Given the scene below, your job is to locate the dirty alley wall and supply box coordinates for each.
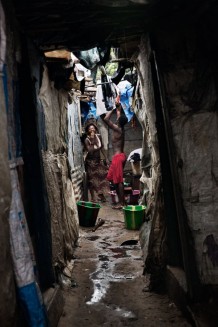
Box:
[133,35,167,291]
[0,4,17,321]
[1,1,50,324]
[68,96,85,201]
[39,66,80,268]
[152,17,218,286]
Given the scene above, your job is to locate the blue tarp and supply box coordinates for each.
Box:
[18,282,48,327]
[81,101,98,124]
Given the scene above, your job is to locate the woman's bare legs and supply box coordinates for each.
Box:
[90,189,97,202]
[98,193,106,202]
[112,183,124,209]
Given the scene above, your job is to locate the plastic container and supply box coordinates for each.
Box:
[77,201,101,227]
[129,190,140,205]
[108,191,118,204]
[123,205,146,230]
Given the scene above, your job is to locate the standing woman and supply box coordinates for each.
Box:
[84,123,109,203]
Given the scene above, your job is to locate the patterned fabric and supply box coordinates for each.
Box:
[85,158,109,194]
[107,153,127,184]
[71,166,84,202]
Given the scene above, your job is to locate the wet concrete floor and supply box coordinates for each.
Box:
[58,201,191,327]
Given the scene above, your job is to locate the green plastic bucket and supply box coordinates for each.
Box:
[123,205,146,230]
[77,201,101,227]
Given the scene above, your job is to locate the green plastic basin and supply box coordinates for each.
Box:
[123,205,146,230]
[77,201,101,227]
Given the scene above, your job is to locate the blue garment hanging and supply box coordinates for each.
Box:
[118,80,134,122]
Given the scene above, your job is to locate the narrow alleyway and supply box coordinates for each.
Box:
[57,200,191,327]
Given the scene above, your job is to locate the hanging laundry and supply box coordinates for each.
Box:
[73,47,110,70]
[117,80,134,122]
[85,101,99,122]
[127,148,142,162]
[74,63,91,82]
[81,101,98,125]
[101,74,116,111]
[96,77,118,115]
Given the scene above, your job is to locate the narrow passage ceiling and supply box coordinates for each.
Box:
[9,0,212,55]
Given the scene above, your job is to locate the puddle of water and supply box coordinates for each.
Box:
[86,278,108,305]
[86,271,134,306]
[86,236,100,241]
[86,244,140,305]
[121,239,138,246]
[110,273,133,280]
[100,241,111,245]
[98,254,109,261]
[123,245,139,250]
[109,247,129,258]
[107,304,137,320]
[86,263,112,305]
[101,262,109,269]
[91,271,104,280]
[116,308,137,320]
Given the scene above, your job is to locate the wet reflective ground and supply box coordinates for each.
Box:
[58,201,191,327]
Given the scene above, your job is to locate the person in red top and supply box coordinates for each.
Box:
[101,104,128,208]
